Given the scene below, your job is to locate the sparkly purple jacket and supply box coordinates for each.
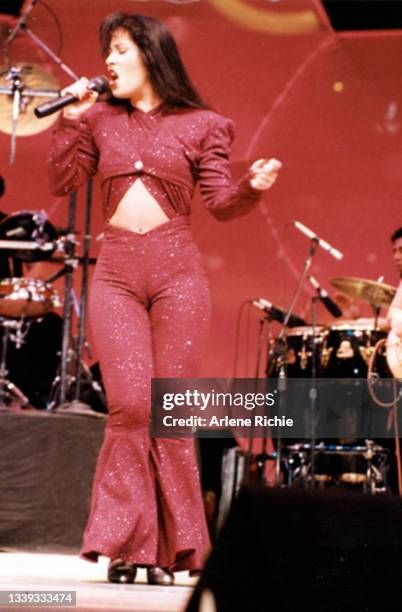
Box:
[48,101,262,222]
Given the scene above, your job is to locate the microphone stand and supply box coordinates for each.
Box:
[245,313,272,482]
[273,239,319,487]
[5,0,78,80]
[309,293,320,486]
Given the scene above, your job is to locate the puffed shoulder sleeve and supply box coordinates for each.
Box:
[197,116,262,222]
[47,113,99,196]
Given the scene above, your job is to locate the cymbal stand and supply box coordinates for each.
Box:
[0,319,30,408]
[0,65,58,164]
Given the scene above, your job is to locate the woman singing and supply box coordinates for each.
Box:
[48,12,281,585]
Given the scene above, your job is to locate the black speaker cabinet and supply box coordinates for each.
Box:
[187,485,402,612]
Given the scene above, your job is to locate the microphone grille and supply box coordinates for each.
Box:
[89,76,110,95]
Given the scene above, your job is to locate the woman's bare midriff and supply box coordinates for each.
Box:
[108,178,170,233]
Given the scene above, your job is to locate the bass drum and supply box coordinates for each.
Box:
[321,320,388,378]
[2,312,63,408]
[269,326,325,378]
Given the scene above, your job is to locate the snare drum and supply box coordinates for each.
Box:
[269,326,325,377]
[0,278,59,318]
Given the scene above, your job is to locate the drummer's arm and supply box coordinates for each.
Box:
[47,113,99,197]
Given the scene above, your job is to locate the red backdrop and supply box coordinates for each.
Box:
[1,0,401,377]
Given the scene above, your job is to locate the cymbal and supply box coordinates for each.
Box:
[0,63,59,136]
[330,276,397,307]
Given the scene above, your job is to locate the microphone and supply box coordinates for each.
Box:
[308,276,343,318]
[34,76,109,118]
[252,299,306,327]
[292,221,343,261]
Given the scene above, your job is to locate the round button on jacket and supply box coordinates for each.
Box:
[134,160,144,171]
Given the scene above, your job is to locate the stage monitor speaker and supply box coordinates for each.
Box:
[186,484,402,612]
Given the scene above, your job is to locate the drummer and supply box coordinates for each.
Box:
[387,227,402,337]
[332,228,402,332]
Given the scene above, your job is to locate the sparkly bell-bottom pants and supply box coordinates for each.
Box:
[80,217,211,571]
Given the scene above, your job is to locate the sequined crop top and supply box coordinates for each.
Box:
[47,101,262,222]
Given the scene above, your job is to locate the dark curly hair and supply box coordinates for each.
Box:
[100,13,208,110]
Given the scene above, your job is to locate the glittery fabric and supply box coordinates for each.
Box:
[47,102,262,222]
[47,101,262,572]
[80,217,211,571]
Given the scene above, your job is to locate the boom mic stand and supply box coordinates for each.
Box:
[5,0,78,80]
[245,312,269,479]
[255,312,278,483]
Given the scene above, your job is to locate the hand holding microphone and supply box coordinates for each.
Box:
[34,76,109,120]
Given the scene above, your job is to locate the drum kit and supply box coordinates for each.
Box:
[269,275,396,379]
[0,209,105,413]
[266,275,399,493]
[0,4,106,413]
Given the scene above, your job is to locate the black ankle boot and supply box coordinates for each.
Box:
[147,566,174,586]
[107,558,137,584]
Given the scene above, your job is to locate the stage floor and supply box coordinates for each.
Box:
[0,551,197,611]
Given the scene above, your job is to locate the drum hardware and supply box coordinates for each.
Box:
[359,339,375,366]
[1,0,78,163]
[0,239,55,252]
[0,318,30,408]
[269,326,326,377]
[46,182,106,416]
[0,210,59,262]
[368,338,402,496]
[323,321,388,379]
[298,337,312,370]
[262,236,333,487]
[283,441,389,494]
[0,63,59,162]
[320,340,332,370]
